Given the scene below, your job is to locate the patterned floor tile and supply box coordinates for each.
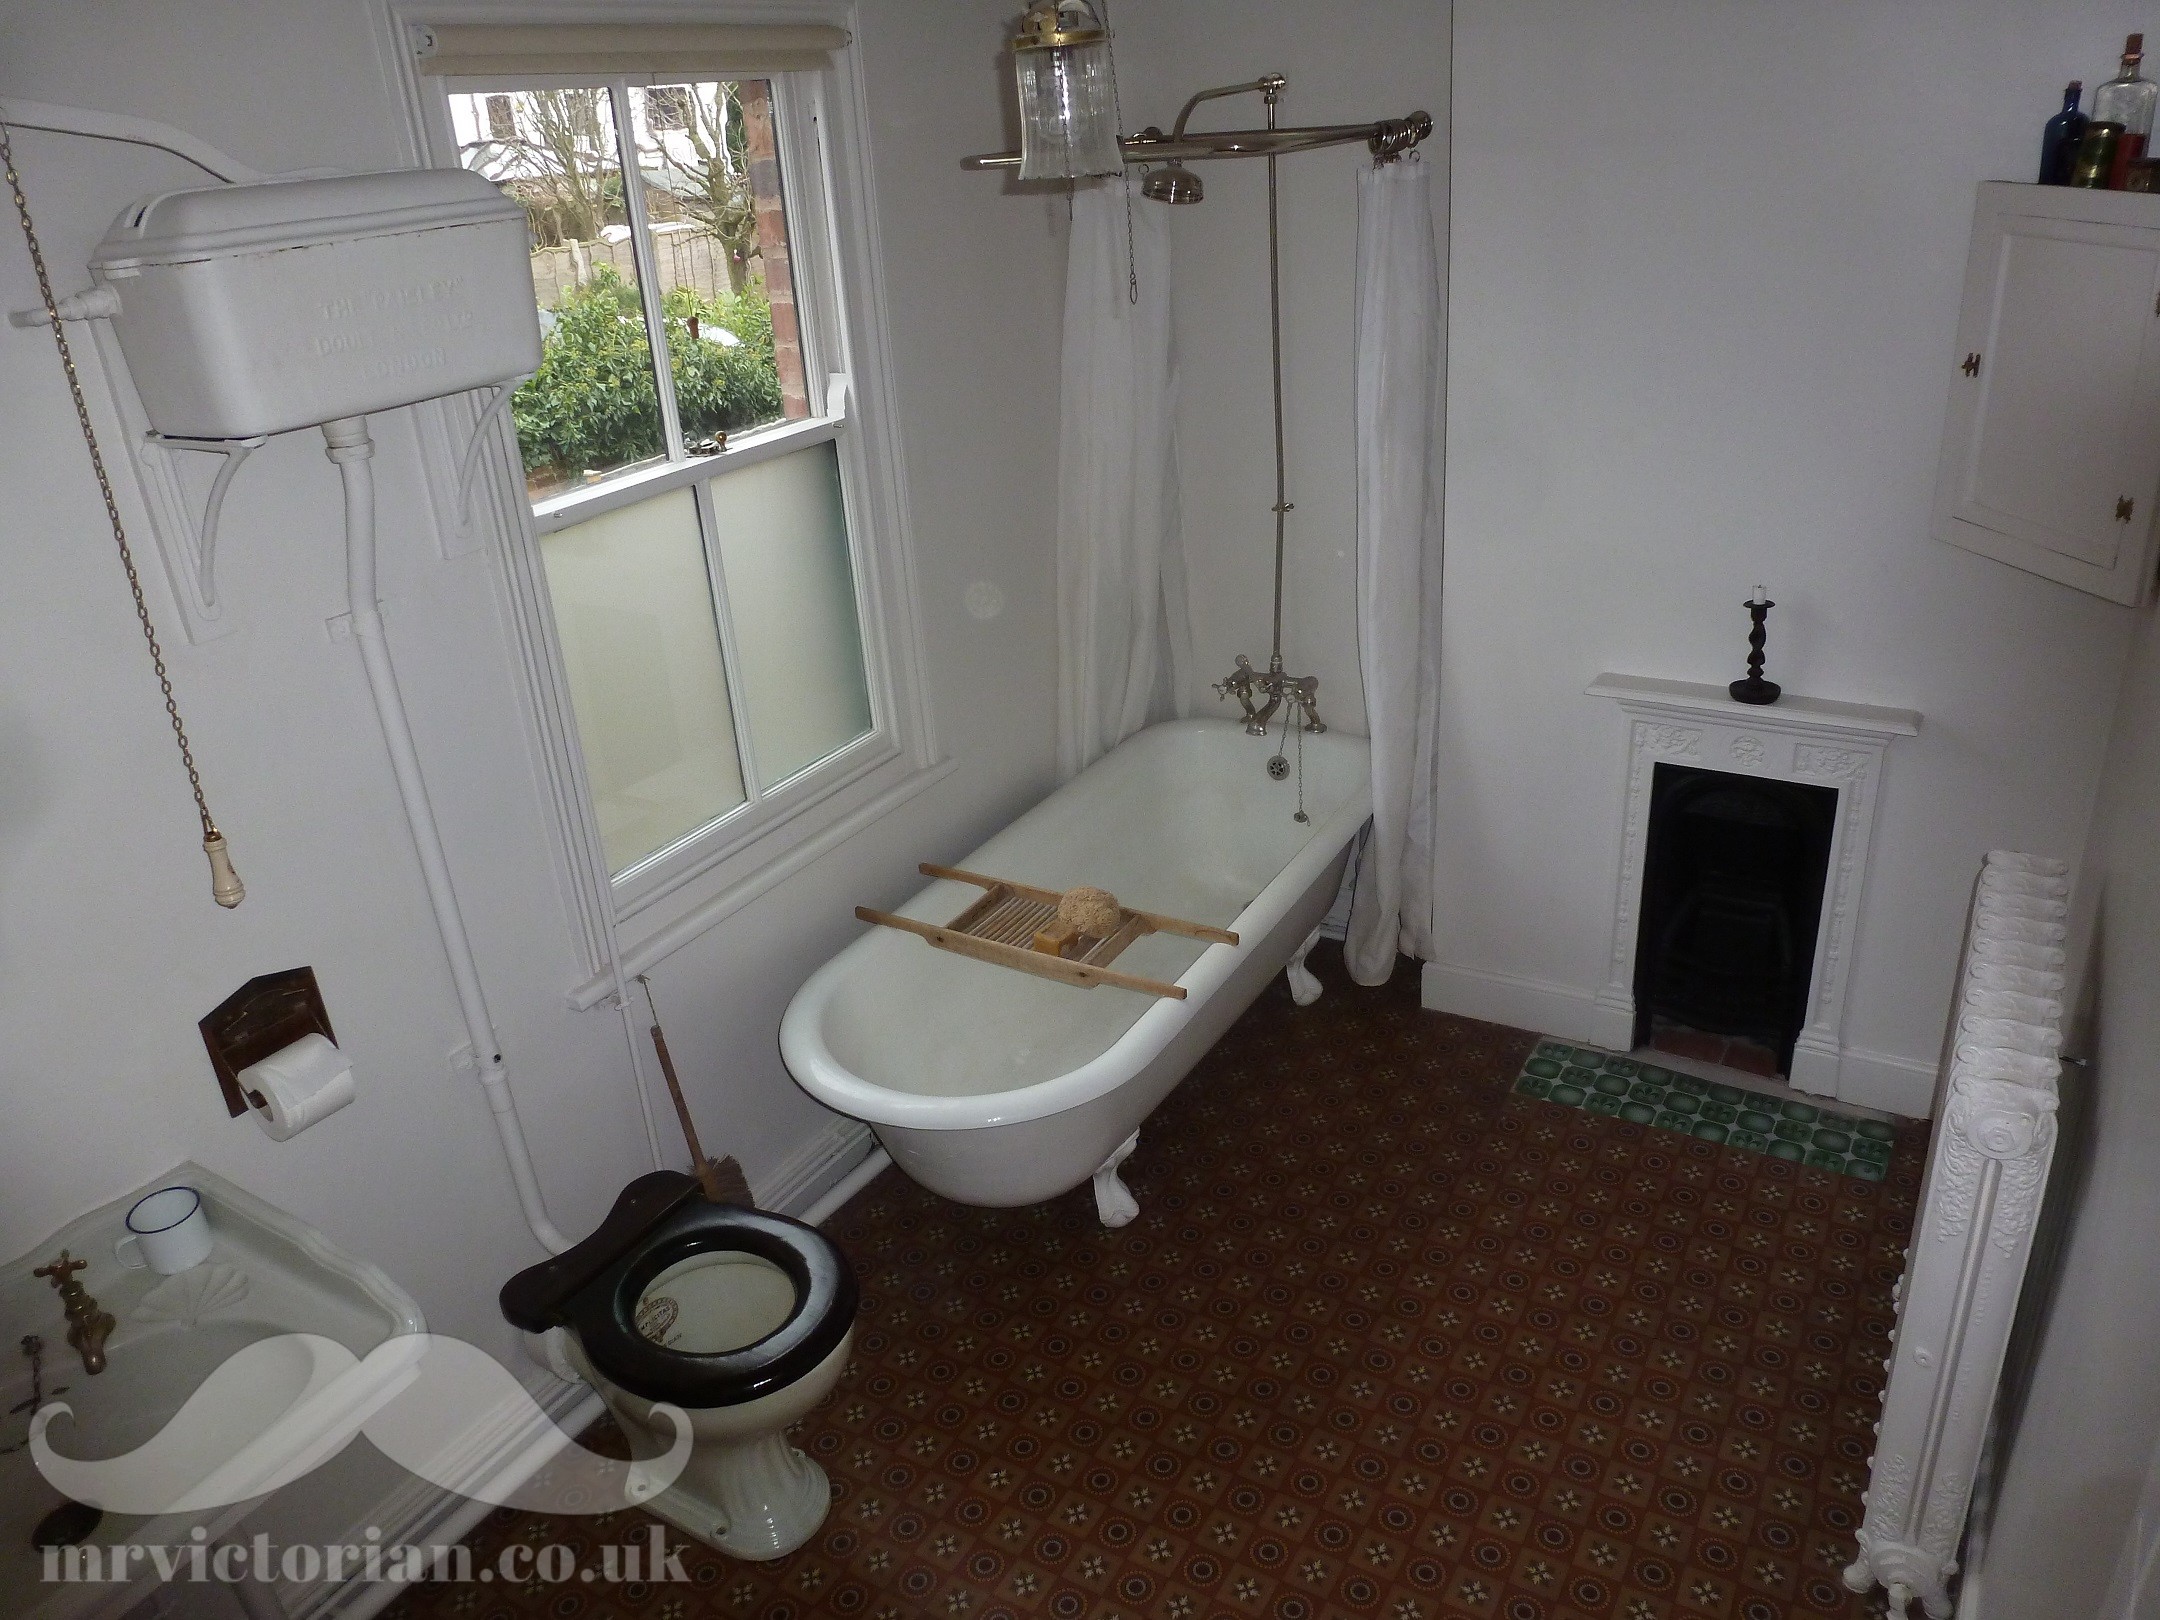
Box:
[1512,1042,1900,1180]
[387,946,1914,1619]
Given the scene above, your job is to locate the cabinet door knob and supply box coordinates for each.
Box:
[1961,352,1982,377]
[2118,496,2137,523]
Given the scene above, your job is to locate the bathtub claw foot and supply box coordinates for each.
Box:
[1093,1131,1141,1227]
[1286,926,1324,1007]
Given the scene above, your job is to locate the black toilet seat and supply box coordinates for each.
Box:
[501,1171,859,1407]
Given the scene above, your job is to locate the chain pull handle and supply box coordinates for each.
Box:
[0,120,242,908]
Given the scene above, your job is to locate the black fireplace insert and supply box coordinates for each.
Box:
[1630,764,1837,1075]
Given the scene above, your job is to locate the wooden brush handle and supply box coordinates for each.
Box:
[648,1020,722,1202]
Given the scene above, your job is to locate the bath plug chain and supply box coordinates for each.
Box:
[1294,702,1307,824]
[1272,699,1308,824]
[0,120,240,907]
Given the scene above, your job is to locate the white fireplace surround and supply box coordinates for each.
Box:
[1585,672,1921,1101]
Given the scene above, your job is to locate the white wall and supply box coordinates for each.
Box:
[1977,595,2160,1618]
[1435,1,2145,1110]
[1111,0,1450,738]
[0,0,1065,1368]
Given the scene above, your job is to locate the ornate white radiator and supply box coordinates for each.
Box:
[1844,851,2069,1618]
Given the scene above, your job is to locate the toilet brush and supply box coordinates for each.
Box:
[638,976,753,1206]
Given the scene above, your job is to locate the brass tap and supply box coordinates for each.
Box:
[1214,655,1278,735]
[1213,654,1326,738]
[33,1253,114,1376]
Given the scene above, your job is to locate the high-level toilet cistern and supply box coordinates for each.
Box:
[502,1173,859,1561]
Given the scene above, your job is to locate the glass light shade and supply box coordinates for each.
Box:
[1014,30,1123,181]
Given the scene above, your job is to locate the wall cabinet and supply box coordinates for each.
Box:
[1934,182,2160,605]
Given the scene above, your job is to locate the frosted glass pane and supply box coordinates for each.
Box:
[540,489,746,871]
[711,442,872,784]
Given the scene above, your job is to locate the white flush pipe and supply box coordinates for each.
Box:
[324,416,571,1255]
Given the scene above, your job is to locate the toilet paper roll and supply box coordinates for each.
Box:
[240,1033,355,1141]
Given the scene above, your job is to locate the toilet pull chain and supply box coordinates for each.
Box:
[2,120,242,908]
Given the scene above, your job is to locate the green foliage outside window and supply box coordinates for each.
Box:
[511,267,783,482]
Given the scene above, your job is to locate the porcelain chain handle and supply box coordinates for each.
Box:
[204,833,244,908]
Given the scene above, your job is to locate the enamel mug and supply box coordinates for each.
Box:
[114,1186,213,1274]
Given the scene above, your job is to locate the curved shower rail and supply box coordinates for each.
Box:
[961,110,1432,170]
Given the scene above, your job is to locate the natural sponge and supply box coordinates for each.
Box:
[1057,885,1122,939]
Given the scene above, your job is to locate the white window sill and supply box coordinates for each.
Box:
[566,751,956,1010]
[531,412,845,535]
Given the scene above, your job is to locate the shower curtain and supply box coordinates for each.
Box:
[1056,180,1191,780]
[1345,158,1444,986]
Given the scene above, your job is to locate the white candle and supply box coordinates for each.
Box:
[1751,584,1768,605]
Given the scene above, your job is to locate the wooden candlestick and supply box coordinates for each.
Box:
[1730,597,1782,705]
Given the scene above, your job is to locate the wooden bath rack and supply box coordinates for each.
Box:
[856,864,1237,1000]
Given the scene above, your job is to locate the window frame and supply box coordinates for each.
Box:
[383,3,943,988]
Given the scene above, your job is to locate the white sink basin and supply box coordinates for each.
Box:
[0,1165,421,1619]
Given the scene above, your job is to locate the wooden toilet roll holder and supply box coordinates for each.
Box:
[199,966,336,1119]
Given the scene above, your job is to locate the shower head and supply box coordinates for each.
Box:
[1141,162,1203,204]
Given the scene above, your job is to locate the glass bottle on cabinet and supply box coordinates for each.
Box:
[2040,81,2087,185]
[2092,34,2156,187]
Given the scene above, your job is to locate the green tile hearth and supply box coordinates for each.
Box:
[1514,1039,1895,1179]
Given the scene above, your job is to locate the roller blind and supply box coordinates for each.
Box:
[412,22,849,78]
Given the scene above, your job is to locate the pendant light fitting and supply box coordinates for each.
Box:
[1012,0,1125,182]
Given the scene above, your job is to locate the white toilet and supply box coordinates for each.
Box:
[502,1172,858,1560]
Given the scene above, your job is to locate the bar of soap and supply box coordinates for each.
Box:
[1032,918,1080,957]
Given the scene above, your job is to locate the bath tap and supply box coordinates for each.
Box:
[1214,655,1325,737]
[1215,656,1278,734]
[1281,673,1324,734]
[33,1253,113,1376]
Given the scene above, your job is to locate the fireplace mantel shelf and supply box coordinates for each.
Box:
[1586,673,1920,739]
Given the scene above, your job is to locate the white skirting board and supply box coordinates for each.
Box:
[757,1117,880,1219]
[1836,1048,1940,1119]
[1419,959,1939,1118]
[1420,958,1602,1044]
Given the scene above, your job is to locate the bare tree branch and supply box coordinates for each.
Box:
[463,88,618,247]
[641,83,759,294]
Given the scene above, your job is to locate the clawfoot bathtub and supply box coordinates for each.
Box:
[780,720,1371,1225]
